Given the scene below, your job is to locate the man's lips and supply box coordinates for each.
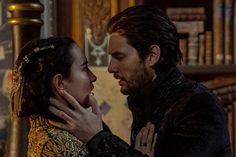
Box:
[114,74,125,80]
[114,75,126,86]
[114,74,120,80]
[118,79,126,86]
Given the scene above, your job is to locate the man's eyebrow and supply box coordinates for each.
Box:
[109,51,124,55]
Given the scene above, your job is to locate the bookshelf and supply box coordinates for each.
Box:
[143,0,213,30]
[179,65,236,81]
[143,0,236,79]
[144,0,236,156]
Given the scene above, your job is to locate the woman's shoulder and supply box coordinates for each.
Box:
[28,115,89,157]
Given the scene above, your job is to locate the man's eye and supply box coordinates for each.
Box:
[114,55,125,60]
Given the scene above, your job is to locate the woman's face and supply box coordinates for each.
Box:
[62,44,97,108]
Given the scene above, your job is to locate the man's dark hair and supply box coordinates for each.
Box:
[107,5,182,73]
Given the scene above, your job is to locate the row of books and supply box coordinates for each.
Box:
[167,7,211,65]
[205,76,236,105]
[166,1,236,65]
[224,101,236,156]
[213,87,235,156]
[178,31,213,65]
[213,84,236,105]
[213,0,235,64]
[210,83,236,156]
[203,76,236,156]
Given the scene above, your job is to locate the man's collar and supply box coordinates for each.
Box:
[127,67,184,108]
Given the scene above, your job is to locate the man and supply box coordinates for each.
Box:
[49,5,231,157]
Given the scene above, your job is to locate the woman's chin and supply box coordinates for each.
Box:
[80,95,91,108]
[83,104,91,109]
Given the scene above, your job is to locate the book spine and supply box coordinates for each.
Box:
[179,38,188,64]
[218,92,236,106]
[203,76,236,89]
[233,101,236,156]
[166,7,205,15]
[168,14,207,21]
[226,105,234,153]
[188,32,199,65]
[0,1,2,26]
[213,0,224,64]
[213,84,236,96]
[205,31,213,64]
[233,0,236,63]
[198,33,206,64]
[224,0,233,64]
[173,21,204,33]
[218,92,236,105]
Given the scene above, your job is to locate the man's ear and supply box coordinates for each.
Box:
[52,74,65,93]
[146,45,160,67]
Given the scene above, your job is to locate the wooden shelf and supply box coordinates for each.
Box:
[178,65,236,81]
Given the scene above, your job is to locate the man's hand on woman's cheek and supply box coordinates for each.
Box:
[48,90,103,142]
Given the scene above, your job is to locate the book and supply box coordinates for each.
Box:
[172,21,204,33]
[203,76,236,89]
[213,0,224,64]
[0,1,2,26]
[205,31,213,64]
[233,101,236,156]
[226,105,234,154]
[166,7,205,15]
[233,0,236,64]
[179,38,188,65]
[224,0,233,64]
[188,32,199,65]
[198,33,205,64]
[213,84,236,96]
[179,33,189,65]
[218,92,236,106]
[168,14,207,21]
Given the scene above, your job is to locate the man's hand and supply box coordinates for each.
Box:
[48,90,103,142]
[135,122,157,157]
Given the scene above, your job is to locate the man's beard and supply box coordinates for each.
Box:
[121,63,151,95]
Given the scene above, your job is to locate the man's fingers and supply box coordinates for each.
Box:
[49,119,70,130]
[134,123,157,157]
[135,127,145,149]
[59,90,86,113]
[48,106,74,123]
[146,123,155,148]
[49,98,76,116]
[140,122,151,146]
[152,133,158,151]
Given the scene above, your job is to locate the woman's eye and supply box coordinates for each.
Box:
[83,66,89,71]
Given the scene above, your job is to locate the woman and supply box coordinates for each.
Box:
[11,37,96,156]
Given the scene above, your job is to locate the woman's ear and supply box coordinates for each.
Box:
[52,74,65,93]
[146,45,160,67]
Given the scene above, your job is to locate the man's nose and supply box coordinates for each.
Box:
[108,60,118,73]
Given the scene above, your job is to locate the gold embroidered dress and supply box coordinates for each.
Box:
[28,115,89,157]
